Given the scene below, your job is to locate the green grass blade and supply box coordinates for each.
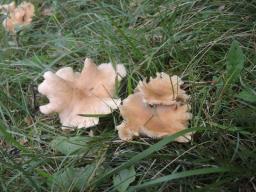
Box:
[129,167,230,191]
[92,127,203,186]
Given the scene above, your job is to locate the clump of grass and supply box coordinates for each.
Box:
[0,0,256,191]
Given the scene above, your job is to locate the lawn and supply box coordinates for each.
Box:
[0,0,256,191]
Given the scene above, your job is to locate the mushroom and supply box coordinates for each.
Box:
[136,72,190,105]
[0,2,16,13]
[0,1,35,32]
[116,72,192,142]
[38,58,126,130]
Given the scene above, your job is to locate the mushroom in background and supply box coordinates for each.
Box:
[38,58,126,130]
[0,1,35,32]
[0,2,16,13]
[117,72,192,142]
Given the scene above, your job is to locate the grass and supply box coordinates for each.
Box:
[0,0,256,191]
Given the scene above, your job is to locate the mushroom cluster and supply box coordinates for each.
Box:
[38,58,192,142]
[0,1,34,32]
[38,58,126,130]
[116,72,192,142]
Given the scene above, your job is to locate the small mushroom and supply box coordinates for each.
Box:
[38,58,126,130]
[117,73,192,142]
[0,2,16,13]
[1,1,35,32]
[136,72,190,105]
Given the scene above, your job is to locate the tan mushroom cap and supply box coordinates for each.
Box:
[38,58,126,130]
[1,1,35,32]
[0,2,16,13]
[136,72,190,105]
[117,92,192,142]
[117,72,192,142]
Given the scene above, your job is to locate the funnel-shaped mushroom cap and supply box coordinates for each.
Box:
[117,72,192,142]
[136,72,190,105]
[1,1,34,32]
[116,92,192,142]
[38,58,126,130]
[16,2,35,24]
[0,2,16,13]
